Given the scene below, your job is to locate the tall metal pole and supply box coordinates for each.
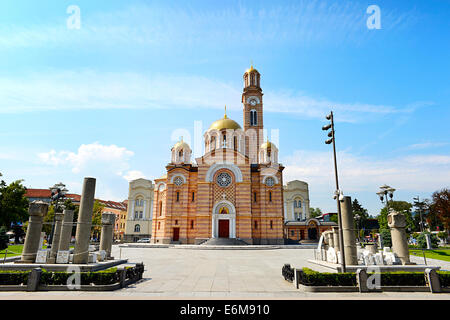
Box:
[330,111,346,272]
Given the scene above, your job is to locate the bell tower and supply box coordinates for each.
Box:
[242,65,264,163]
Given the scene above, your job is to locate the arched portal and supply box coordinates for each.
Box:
[211,200,236,239]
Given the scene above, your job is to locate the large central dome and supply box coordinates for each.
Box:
[209,107,241,130]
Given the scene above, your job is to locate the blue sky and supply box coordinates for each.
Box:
[0,0,449,215]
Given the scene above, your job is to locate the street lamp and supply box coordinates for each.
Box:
[377,185,395,209]
[48,182,68,248]
[413,196,426,233]
[322,110,346,273]
[354,214,361,243]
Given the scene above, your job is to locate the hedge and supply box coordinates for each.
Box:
[0,267,122,286]
[299,268,450,287]
[300,268,356,286]
[0,270,29,285]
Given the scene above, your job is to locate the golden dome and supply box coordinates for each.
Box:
[209,106,241,130]
[245,64,259,74]
[209,115,242,130]
[261,139,276,150]
[172,137,190,150]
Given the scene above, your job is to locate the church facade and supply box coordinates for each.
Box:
[124,66,333,244]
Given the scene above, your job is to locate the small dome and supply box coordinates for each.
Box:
[172,138,190,150]
[245,64,259,74]
[261,140,275,150]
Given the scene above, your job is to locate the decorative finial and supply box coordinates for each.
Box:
[224,105,227,118]
[251,60,253,70]
[181,136,183,142]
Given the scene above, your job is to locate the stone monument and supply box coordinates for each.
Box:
[73,177,96,264]
[48,212,64,264]
[340,196,358,265]
[387,209,411,265]
[58,209,74,252]
[100,212,116,259]
[18,201,48,263]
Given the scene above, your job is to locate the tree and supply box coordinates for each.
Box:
[0,173,29,228]
[310,207,322,218]
[428,188,450,234]
[0,226,8,250]
[91,200,105,240]
[352,198,369,233]
[377,201,415,232]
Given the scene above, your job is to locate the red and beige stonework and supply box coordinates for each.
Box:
[124,67,335,244]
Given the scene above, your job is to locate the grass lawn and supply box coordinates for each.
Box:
[0,244,25,257]
[410,249,450,262]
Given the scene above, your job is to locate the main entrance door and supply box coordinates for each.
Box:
[173,228,180,241]
[218,220,229,238]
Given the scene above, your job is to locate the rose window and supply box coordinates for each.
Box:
[216,172,232,187]
[265,177,275,187]
[173,177,183,186]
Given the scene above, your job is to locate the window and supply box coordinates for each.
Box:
[216,172,232,187]
[179,150,183,158]
[191,220,194,229]
[174,177,183,186]
[270,220,273,229]
[139,211,143,219]
[175,220,178,225]
[222,134,227,148]
[254,192,257,202]
[176,192,180,202]
[250,110,257,126]
[269,191,272,202]
[192,192,195,202]
[291,230,295,236]
[158,222,161,230]
[254,221,258,230]
[134,224,140,232]
[265,177,275,187]
[234,136,237,151]
[159,201,162,216]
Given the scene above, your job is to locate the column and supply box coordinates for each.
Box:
[48,212,64,264]
[340,196,358,265]
[18,201,48,263]
[388,210,411,265]
[100,212,116,259]
[58,209,74,251]
[332,226,340,251]
[143,200,147,219]
[73,177,96,264]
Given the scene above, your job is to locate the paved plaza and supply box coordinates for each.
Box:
[1,245,450,299]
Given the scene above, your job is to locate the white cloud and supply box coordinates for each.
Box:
[123,170,146,181]
[38,142,134,176]
[0,70,420,122]
[405,142,449,151]
[282,150,450,193]
[0,2,417,49]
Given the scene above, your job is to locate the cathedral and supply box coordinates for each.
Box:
[124,66,333,244]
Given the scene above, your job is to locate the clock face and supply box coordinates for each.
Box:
[250,99,257,106]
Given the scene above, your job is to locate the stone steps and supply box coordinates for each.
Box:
[200,238,248,246]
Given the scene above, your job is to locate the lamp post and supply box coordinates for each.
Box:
[413,196,426,233]
[48,182,68,248]
[322,110,346,272]
[377,184,395,209]
[354,214,361,243]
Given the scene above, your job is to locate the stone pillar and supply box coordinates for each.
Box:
[48,212,64,264]
[387,210,411,265]
[327,231,335,248]
[340,196,358,265]
[100,212,116,259]
[332,226,340,251]
[58,209,74,251]
[19,201,48,263]
[73,177,96,264]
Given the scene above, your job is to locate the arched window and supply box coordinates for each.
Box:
[254,220,258,230]
[269,191,272,202]
[191,220,194,229]
[222,134,227,148]
[179,150,183,158]
[233,136,237,151]
[134,224,140,232]
[159,201,163,216]
[250,110,257,126]
[176,192,180,202]
[251,74,255,85]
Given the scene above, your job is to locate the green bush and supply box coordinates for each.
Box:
[300,268,357,286]
[0,227,8,251]
[299,268,450,287]
[416,232,439,249]
[438,271,450,287]
[40,267,119,285]
[379,229,392,247]
[0,270,28,285]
